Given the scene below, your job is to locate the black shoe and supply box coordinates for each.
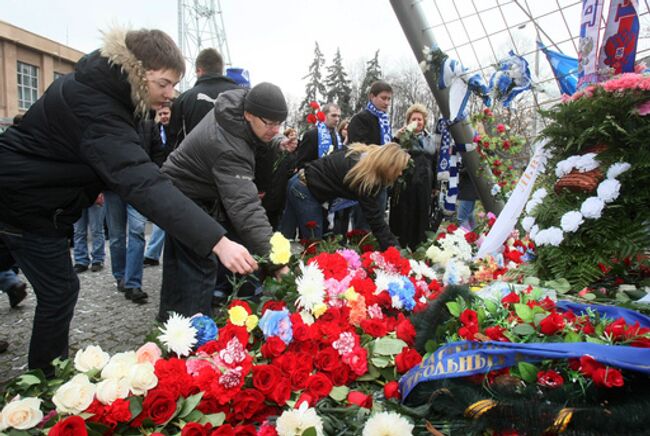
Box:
[125,288,148,303]
[6,282,27,308]
[73,264,88,274]
[90,262,104,272]
[0,340,7,353]
[143,257,160,267]
[116,280,126,293]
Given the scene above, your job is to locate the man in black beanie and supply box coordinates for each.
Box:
[159,82,289,320]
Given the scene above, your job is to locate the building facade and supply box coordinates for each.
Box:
[0,20,84,130]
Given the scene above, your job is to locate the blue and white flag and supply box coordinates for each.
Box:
[488,51,533,108]
[577,0,605,89]
[537,41,578,95]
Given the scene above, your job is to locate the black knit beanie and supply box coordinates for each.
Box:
[244,82,288,122]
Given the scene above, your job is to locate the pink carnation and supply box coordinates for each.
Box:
[636,100,650,116]
[602,73,643,93]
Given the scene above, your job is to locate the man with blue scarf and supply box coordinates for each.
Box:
[294,103,342,169]
[347,80,393,230]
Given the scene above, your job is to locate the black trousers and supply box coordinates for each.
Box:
[0,222,79,376]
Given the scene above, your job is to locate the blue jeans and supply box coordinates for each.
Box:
[280,174,326,240]
[144,224,165,261]
[0,268,21,291]
[457,199,476,230]
[104,191,146,289]
[0,221,79,375]
[72,204,106,266]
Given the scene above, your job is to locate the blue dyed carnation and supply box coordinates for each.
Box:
[387,277,416,311]
[190,315,218,346]
[258,309,293,345]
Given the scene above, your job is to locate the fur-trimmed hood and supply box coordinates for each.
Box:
[99,27,149,117]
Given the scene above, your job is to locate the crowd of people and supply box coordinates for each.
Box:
[0,27,477,376]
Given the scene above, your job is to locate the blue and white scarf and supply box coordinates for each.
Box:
[365,101,392,145]
[436,118,474,215]
[317,122,342,158]
[159,125,167,146]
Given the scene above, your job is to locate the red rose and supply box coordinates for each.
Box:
[539,312,566,336]
[580,321,596,335]
[181,422,208,436]
[269,376,292,406]
[212,424,236,436]
[436,232,447,240]
[395,347,422,373]
[253,365,282,395]
[49,416,88,436]
[289,367,311,391]
[446,223,459,233]
[592,367,624,388]
[484,326,509,342]
[261,336,287,358]
[459,324,478,340]
[539,297,556,311]
[536,370,564,388]
[258,423,279,436]
[501,292,520,306]
[143,388,177,424]
[262,300,287,313]
[347,391,373,408]
[305,220,318,229]
[578,355,603,377]
[306,372,333,400]
[315,347,340,372]
[496,123,506,133]
[231,389,265,421]
[384,380,400,400]
[329,362,351,386]
[306,113,317,124]
[459,309,478,327]
[316,111,326,122]
[295,392,316,407]
[234,425,258,436]
[395,318,416,346]
[309,101,320,110]
[464,231,479,244]
[361,318,388,337]
[604,318,627,341]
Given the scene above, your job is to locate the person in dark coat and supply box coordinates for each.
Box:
[160,83,290,320]
[0,27,256,376]
[390,103,438,250]
[167,48,239,148]
[294,103,343,169]
[280,143,409,250]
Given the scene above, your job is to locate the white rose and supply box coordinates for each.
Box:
[1,397,43,430]
[127,362,158,396]
[96,377,131,405]
[580,196,605,219]
[74,345,110,373]
[560,211,584,233]
[597,178,621,203]
[607,162,631,179]
[101,351,137,380]
[52,374,96,414]
[521,216,535,233]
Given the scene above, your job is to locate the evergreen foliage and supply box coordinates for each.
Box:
[299,41,327,129]
[324,48,353,118]
[355,50,383,112]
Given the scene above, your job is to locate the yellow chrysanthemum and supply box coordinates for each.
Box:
[343,287,358,301]
[269,232,291,264]
[228,306,249,326]
[312,303,328,318]
[245,314,259,332]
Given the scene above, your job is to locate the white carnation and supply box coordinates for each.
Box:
[276,401,324,436]
[555,156,580,178]
[295,261,326,312]
[531,188,548,201]
[521,216,536,233]
[534,227,564,246]
[74,345,110,373]
[409,259,437,280]
[606,162,631,179]
[597,178,621,203]
[362,412,414,436]
[529,224,540,240]
[96,377,131,405]
[374,270,401,293]
[1,397,43,430]
[52,374,96,415]
[580,197,605,219]
[525,198,542,214]
[101,351,137,380]
[560,211,584,233]
[575,153,599,172]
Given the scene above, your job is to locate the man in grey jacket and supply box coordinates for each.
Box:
[159,82,289,320]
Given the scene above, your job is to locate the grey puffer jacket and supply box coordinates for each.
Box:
[162,88,273,256]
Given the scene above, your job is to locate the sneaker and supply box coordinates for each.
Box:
[0,340,7,353]
[73,264,88,274]
[116,279,126,293]
[125,288,148,303]
[90,262,104,272]
[143,257,160,267]
[6,282,27,308]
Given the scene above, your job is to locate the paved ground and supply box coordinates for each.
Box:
[0,235,164,387]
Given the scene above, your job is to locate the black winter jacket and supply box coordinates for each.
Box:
[294,126,341,169]
[168,73,239,148]
[304,150,399,250]
[0,29,226,257]
[348,109,382,145]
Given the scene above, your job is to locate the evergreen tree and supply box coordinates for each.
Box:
[355,50,382,112]
[299,41,327,129]
[324,48,353,118]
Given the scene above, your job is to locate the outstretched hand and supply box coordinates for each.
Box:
[212,237,258,274]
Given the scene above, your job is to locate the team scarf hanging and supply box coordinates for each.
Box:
[436,118,476,215]
[317,121,342,158]
[599,0,640,76]
[160,125,167,146]
[577,0,605,89]
[365,101,392,145]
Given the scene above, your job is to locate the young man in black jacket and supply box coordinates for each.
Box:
[0,28,256,376]
[167,48,239,148]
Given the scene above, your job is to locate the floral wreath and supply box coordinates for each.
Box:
[521,157,631,247]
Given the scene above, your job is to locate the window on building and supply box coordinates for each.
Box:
[54,71,64,81]
[17,61,39,110]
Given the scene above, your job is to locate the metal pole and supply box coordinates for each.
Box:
[389,0,504,214]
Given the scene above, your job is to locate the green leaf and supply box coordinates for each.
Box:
[484,300,498,316]
[564,331,581,343]
[371,356,391,368]
[15,374,42,388]
[586,336,605,344]
[582,293,597,301]
[514,303,533,323]
[128,396,143,420]
[424,339,438,354]
[178,392,205,418]
[329,385,350,402]
[356,364,380,381]
[523,276,540,286]
[512,323,536,336]
[446,301,461,317]
[302,428,318,436]
[518,362,538,383]
[372,337,408,356]
[200,412,225,426]
[544,278,572,294]
[184,409,203,423]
